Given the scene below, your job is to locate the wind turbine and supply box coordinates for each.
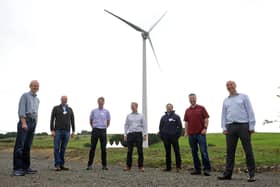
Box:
[104,9,166,147]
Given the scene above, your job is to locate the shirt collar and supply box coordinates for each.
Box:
[29,91,37,97]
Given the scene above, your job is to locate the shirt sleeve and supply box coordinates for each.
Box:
[124,115,129,135]
[50,106,56,131]
[142,115,148,135]
[106,110,111,121]
[18,94,27,118]
[221,100,227,131]
[202,107,210,119]
[70,108,75,132]
[243,95,256,131]
[183,109,188,122]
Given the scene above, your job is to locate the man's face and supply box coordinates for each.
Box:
[166,104,173,113]
[30,81,39,94]
[189,95,197,105]
[61,96,68,105]
[98,99,104,107]
[226,81,237,95]
[131,103,138,112]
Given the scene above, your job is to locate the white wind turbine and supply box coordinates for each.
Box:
[104,9,166,147]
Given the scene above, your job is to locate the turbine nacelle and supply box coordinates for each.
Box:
[141,32,149,40]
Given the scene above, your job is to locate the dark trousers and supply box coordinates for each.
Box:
[188,134,211,172]
[54,130,70,167]
[126,132,144,168]
[13,119,36,171]
[225,123,255,177]
[88,128,107,167]
[162,135,181,169]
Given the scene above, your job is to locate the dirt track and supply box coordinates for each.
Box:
[0,149,279,187]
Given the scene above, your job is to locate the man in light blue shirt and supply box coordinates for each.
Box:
[123,102,147,172]
[218,81,256,182]
[13,80,40,176]
[86,97,110,171]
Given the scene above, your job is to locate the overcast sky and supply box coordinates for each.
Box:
[1,0,280,134]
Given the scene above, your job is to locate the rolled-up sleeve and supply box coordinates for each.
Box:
[244,95,256,131]
[18,94,27,118]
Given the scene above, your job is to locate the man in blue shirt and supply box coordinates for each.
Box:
[86,97,110,170]
[218,81,256,182]
[13,80,40,176]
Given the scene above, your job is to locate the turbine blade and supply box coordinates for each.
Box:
[104,9,146,33]
[148,36,161,70]
[149,11,167,32]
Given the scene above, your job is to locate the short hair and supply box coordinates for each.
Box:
[189,93,196,97]
[166,103,173,108]
[98,97,105,102]
[131,102,138,107]
[29,80,39,87]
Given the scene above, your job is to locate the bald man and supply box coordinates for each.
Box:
[218,81,256,182]
[50,96,75,171]
[13,80,40,176]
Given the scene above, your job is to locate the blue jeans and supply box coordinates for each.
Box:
[188,134,211,171]
[13,119,36,171]
[54,130,70,167]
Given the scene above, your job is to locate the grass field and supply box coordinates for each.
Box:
[1,133,279,169]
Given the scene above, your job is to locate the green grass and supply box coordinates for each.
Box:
[1,133,279,168]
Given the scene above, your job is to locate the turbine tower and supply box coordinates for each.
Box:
[104,9,166,147]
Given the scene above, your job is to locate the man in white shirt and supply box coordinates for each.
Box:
[123,102,147,172]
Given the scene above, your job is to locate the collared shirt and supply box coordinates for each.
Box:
[90,108,110,129]
[124,112,147,135]
[18,91,40,119]
[184,105,209,135]
[221,93,255,131]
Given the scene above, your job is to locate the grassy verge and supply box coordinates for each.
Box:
[1,133,279,169]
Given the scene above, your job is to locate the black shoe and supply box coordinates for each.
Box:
[247,176,256,182]
[162,168,172,172]
[102,166,108,170]
[25,168,37,174]
[204,170,211,176]
[60,166,69,171]
[191,170,201,175]
[86,165,93,170]
[217,175,232,180]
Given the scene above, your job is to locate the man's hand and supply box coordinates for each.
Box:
[184,132,188,137]
[124,135,127,142]
[71,132,75,138]
[223,130,228,135]
[51,131,56,137]
[22,123,28,131]
[249,130,255,134]
[201,128,207,135]
[143,135,147,141]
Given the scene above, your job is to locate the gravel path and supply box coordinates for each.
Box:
[0,149,279,187]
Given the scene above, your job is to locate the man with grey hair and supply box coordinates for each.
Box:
[13,80,40,176]
[218,81,256,182]
[50,95,75,171]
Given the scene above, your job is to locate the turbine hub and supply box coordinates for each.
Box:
[142,32,149,40]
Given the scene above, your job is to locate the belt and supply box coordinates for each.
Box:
[128,132,142,135]
[228,122,248,125]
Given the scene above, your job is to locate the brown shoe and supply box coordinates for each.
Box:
[123,166,131,171]
[139,167,144,172]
